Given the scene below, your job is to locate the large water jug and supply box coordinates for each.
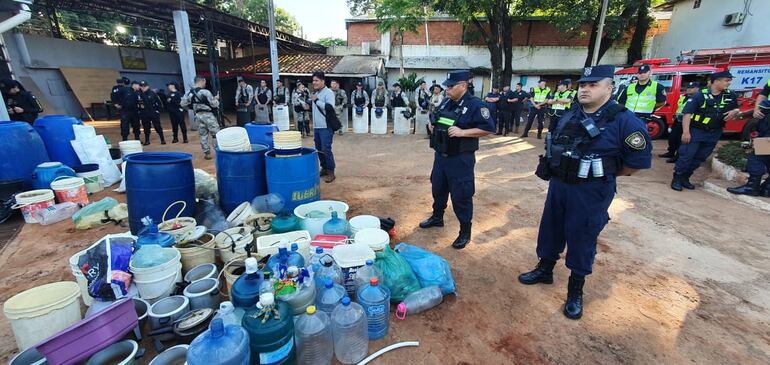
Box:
[187,318,250,365]
[251,193,285,214]
[243,293,296,365]
[316,279,345,316]
[323,211,349,236]
[295,306,333,365]
[267,244,290,275]
[271,213,299,233]
[356,277,390,340]
[135,218,176,249]
[260,272,275,296]
[288,243,306,267]
[353,260,382,295]
[214,301,244,327]
[395,285,444,320]
[331,297,368,364]
[309,247,324,270]
[314,256,343,288]
[231,257,263,308]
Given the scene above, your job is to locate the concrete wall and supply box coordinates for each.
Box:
[4,34,183,117]
[653,0,770,59]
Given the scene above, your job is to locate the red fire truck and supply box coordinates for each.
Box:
[614,46,770,140]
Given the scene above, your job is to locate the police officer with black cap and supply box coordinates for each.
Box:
[616,64,667,117]
[420,70,496,249]
[672,71,740,191]
[111,77,130,126]
[519,65,652,319]
[660,82,700,163]
[546,79,575,131]
[138,80,166,145]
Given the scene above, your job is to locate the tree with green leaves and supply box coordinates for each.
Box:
[199,0,300,35]
[317,37,347,47]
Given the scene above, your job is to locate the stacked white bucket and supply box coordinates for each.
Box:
[273,105,291,131]
[393,107,411,135]
[370,108,388,134]
[273,131,302,157]
[216,127,252,152]
[130,247,183,303]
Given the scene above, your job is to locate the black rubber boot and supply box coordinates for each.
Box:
[143,135,151,146]
[658,151,674,158]
[681,172,695,190]
[419,214,444,228]
[563,274,585,320]
[451,223,471,249]
[760,179,770,197]
[671,172,683,191]
[518,258,556,285]
[727,175,762,196]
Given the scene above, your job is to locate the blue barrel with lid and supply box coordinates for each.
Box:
[216,144,268,215]
[125,152,195,234]
[33,115,82,168]
[265,148,320,213]
[0,121,49,188]
[245,124,278,149]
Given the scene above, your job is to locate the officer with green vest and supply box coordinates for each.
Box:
[672,71,740,191]
[660,82,700,163]
[727,81,770,196]
[547,80,576,130]
[616,65,667,116]
[521,79,551,139]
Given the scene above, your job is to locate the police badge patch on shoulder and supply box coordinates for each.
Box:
[480,107,490,119]
[625,131,647,150]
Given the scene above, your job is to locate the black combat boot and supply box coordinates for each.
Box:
[760,179,770,197]
[671,172,683,191]
[518,258,556,285]
[658,151,675,158]
[451,222,471,249]
[419,214,444,228]
[727,175,762,196]
[681,172,695,190]
[143,135,151,146]
[563,273,585,320]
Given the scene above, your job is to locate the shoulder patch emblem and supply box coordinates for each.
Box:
[625,131,647,150]
[480,107,490,119]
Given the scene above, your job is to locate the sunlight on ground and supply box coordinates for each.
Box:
[477,137,536,164]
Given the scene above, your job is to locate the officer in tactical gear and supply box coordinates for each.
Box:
[350,81,369,116]
[520,65,652,320]
[672,71,740,191]
[616,64,667,117]
[415,80,430,112]
[111,77,131,135]
[420,70,495,250]
[274,79,289,107]
[521,80,551,139]
[138,81,166,145]
[181,77,220,160]
[660,82,700,163]
[372,81,389,114]
[547,80,576,131]
[292,82,311,137]
[166,82,188,143]
[728,82,770,196]
[390,83,410,112]
[235,77,254,127]
[5,80,42,124]
[255,80,272,123]
[331,80,348,135]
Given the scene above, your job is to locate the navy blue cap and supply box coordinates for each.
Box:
[560,79,570,85]
[710,70,733,81]
[139,80,148,87]
[442,70,471,86]
[685,82,700,89]
[638,65,651,73]
[577,65,616,82]
[131,80,139,85]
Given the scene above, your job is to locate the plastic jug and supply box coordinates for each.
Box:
[316,279,346,316]
[323,211,349,236]
[356,277,390,340]
[135,217,176,249]
[243,293,296,365]
[214,301,244,327]
[288,243,306,267]
[260,272,275,296]
[395,285,444,319]
[271,213,299,233]
[309,247,325,271]
[31,162,76,189]
[267,243,290,276]
[331,297,368,364]
[231,257,263,308]
[251,193,285,214]
[314,255,343,288]
[353,260,382,295]
[295,306,333,365]
[187,318,250,365]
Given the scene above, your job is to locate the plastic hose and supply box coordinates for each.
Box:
[357,341,420,365]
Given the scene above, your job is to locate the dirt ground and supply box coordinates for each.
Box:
[1,117,769,364]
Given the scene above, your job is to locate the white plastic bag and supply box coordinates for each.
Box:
[32,202,79,225]
[71,135,122,187]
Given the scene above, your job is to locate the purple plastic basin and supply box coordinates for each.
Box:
[34,298,138,365]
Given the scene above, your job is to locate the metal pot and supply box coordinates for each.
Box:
[148,296,190,341]
[133,297,150,339]
[183,278,221,310]
[148,345,188,365]
[85,340,139,365]
[183,263,218,283]
[148,308,213,344]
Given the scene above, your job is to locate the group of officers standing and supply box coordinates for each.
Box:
[110,77,188,146]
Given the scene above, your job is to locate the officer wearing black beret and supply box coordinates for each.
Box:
[419,70,496,249]
[520,65,652,319]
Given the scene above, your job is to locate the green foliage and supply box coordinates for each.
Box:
[200,0,300,34]
[716,141,749,171]
[397,72,425,92]
[373,0,428,36]
[316,37,347,47]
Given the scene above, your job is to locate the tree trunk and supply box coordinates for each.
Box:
[472,5,502,88]
[584,2,638,66]
[501,12,513,87]
[627,0,650,64]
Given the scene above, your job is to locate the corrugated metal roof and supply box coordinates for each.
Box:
[332,55,385,74]
[220,54,383,77]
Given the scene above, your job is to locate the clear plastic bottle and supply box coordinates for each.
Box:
[395,285,443,320]
[309,247,325,272]
[267,243,290,276]
[331,297,368,364]
[314,255,343,288]
[316,279,346,316]
[214,301,243,327]
[295,305,333,365]
[356,277,390,340]
[187,318,250,365]
[33,202,79,225]
[259,272,275,296]
[353,260,382,294]
[250,193,285,214]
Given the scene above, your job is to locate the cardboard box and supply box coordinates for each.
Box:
[754,137,770,155]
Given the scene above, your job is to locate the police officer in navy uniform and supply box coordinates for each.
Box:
[419,70,496,249]
[484,86,501,134]
[672,71,740,191]
[138,80,167,145]
[727,82,770,196]
[519,65,652,319]
[661,82,700,163]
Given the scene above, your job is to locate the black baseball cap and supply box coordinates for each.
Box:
[685,82,700,89]
[356,81,363,86]
[131,80,139,85]
[710,70,734,81]
[139,80,148,87]
[638,65,651,73]
[577,65,616,82]
[560,79,570,85]
[442,70,471,86]
[393,83,401,88]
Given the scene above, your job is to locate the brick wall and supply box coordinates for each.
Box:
[347,23,381,46]
[400,21,464,45]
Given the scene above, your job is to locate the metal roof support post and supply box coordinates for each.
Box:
[173,10,197,122]
[267,0,280,93]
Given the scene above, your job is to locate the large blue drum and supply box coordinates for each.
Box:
[33,115,82,167]
[244,123,277,149]
[265,148,320,213]
[0,121,49,188]
[216,144,268,215]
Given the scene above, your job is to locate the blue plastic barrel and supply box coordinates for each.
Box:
[33,115,82,167]
[0,121,49,188]
[244,124,277,149]
[216,144,268,215]
[125,152,195,234]
[265,148,320,213]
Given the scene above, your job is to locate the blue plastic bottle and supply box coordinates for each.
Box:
[323,211,350,236]
[267,244,290,276]
[231,257,263,308]
[313,256,343,289]
[187,318,250,365]
[316,279,346,316]
[135,217,176,249]
[308,247,325,272]
[356,277,391,340]
[287,242,306,267]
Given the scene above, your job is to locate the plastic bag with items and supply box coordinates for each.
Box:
[395,242,456,295]
[373,244,420,302]
[77,235,135,301]
[72,197,123,230]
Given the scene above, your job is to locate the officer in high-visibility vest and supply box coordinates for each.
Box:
[672,71,740,191]
[616,65,667,116]
[547,80,575,131]
[660,82,700,163]
[521,79,551,139]
[727,81,770,196]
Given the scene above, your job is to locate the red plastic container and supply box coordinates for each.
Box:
[34,298,138,365]
[311,234,348,253]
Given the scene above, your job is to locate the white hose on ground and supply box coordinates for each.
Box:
[356,341,420,365]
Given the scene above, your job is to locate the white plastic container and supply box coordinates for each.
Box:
[294,200,349,237]
[393,107,411,135]
[215,227,255,263]
[370,108,388,134]
[13,189,55,224]
[50,176,89,206]
[76,168,104,194]
[133,262,182,301]
[256,230,312,262]
[226,201,255,227]
[349,215,381,236]
[3,281,82,351]
[273,105,291,131]
[148,344,188,365]
[353,228,390,252]
[216,127,251,152]
[119,140,143,158]
[332,243,376,298]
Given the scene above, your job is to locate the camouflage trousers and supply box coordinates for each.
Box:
[195,112,220,153]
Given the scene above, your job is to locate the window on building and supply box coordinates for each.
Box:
[693,0,701,9]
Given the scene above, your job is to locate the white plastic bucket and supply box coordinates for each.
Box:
[76,167,103,194]
[215,227,255,263]
[13,189,55,224]
[2,281,82,351]
[216,127,251,152]
[293,200,349,237]
[183,278,220,310]
[148,344,188,365]
[50,177,89,206]
[69,251,94,307]
[119,140,143,158]
[184,263,218,283]
[226,201,255,227]
[133,263,182,301]
[353,228,390,252]
[332,244,376,297]
[349,215,381,236]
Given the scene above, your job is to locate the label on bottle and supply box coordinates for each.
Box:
[259,337,294,365]
[367,304,386,316]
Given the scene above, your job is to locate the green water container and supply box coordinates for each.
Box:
[271,213,299,234]
[242,293,296,365]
